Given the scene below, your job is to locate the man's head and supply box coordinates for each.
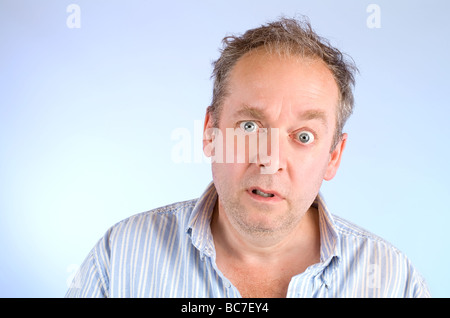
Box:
[203,17,357,243]
[208,17,357,150]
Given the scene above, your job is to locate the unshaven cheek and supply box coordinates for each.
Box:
[289,149,331,189]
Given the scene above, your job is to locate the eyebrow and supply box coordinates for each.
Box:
[299,109,328,128]
[233,104,328,128]
[233,104,266,120]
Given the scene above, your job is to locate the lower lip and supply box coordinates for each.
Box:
[247,189,283,203]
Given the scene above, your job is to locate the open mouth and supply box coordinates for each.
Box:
[251,188,275,198]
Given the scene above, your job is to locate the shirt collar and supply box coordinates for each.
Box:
[186,181,217,258]
[314,193,341,266]
[186,182,341,264]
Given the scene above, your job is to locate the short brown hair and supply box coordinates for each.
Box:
[208,17,358,150]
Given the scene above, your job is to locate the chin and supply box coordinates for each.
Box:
[234,208,295,235]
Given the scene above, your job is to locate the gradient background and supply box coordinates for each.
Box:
[1,0,449,297]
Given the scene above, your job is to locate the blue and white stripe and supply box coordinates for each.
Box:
[66,182,430,298]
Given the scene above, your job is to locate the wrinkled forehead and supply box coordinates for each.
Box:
[223,49,340,126]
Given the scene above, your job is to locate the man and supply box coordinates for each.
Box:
[66,17,430,297]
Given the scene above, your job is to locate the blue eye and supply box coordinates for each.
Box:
[296,131,314,144]
[240,121,258,133]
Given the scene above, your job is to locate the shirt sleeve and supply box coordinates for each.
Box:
[410,271,431,298]
[65,232,111,298]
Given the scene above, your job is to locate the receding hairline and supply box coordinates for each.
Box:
[214,43,342,100]
[214,48,340,124]
[208,17,358,149]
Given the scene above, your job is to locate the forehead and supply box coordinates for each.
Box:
[223,49,339,124]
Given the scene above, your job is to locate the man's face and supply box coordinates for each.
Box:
[204,49,346,239]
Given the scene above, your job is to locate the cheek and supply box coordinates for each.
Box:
[290,149,331,183]
[211,161,246,188]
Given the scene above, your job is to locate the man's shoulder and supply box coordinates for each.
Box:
[332,214,404,256]
[70,198,201,297]
[122,198,197,223]
[103,198,199,244]
[331,214,430,297]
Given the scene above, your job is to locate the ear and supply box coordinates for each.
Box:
[324,133,347,181]
[203,110,214,157]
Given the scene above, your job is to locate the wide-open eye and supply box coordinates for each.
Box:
[295,131,314,144]
[239,121,258,133]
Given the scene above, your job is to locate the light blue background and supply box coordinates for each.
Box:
[1,0,448,297]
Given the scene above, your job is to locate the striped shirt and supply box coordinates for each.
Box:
[66,181,430,298]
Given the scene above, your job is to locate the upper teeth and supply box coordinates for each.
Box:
[253,189,274,197]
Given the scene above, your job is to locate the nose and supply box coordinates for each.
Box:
[257,128,287,175]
